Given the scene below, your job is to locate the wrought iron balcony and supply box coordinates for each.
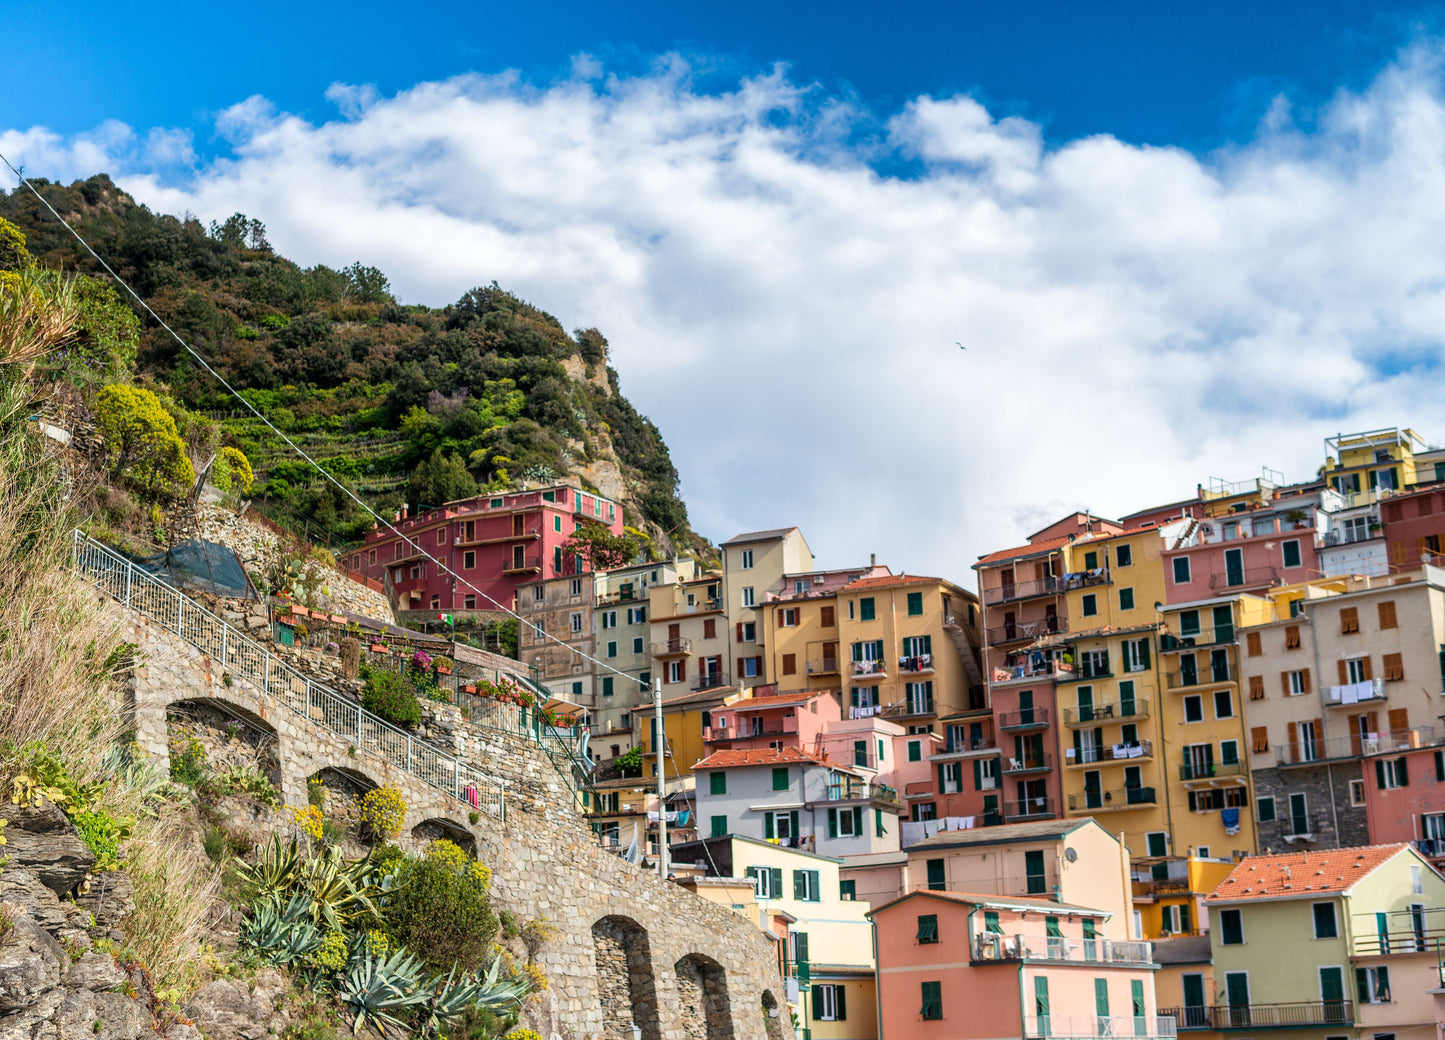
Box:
[1061,698,1150,726]
[1003,797,1056,819]
[1196,1001,1353,1029]
[1068,786,1157,811]
[998,708,1051,731]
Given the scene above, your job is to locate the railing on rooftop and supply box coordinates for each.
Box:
[1027,1015,1177,1039]
[973,934,1153,965]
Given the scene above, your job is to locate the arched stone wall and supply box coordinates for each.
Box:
[675,953,735,1040]
[592,916,662,1040]
[760,991,785,1040]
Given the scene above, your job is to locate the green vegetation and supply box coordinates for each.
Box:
[358,665,423,729]
[0,176,701,550]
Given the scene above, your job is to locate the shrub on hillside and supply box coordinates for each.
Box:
[359,666,421,728]
[385,842,498,975]
[357,785,405,843]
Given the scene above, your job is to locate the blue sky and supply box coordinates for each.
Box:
[8,4,1445,574]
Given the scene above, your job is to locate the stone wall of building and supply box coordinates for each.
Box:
[113,590,792,1040]
[1253,762,1370,852]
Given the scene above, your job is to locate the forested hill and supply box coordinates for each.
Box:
[0,174,700,553]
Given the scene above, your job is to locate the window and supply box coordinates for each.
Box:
[1341,607,1360,634]
[1179,610,1201,636]
[1249,675,1265,700]
[1214,690,1233,719]
[1183,695,1204,723]
[916,914,939,944]
[569,578,582,596]
[741,587,754,607]
[820,605,835,627]
[627,606,647,624]
[1081,593,1098,616]
[740,549,753,570]
[926,859,946,891]
[709,772,727,795]
[666,661,683,683]
[1384,653,1404,681]
[860,597,876,621]
[1219,908,1244,945]
[1349,779,1366,806]
[430,595,440,609]
[740,657,759,678]
[1346,657,1368,684]
[908,740,921,762]
[632,637,644,654]
[1285,624,1302,649]
[462,550,475,569]
[703,618,717,640]
[1286,670,1310,696]
[779,608,799,627]
[709,815,727,838]
[570,613,583,634]
[1313,902,1338,939]
[1378,600,1397,629]
[1116,544,1133,567]
[839,880,856,901]
[1221,740,1239,765]
[1162,904,1188,935]
[606,641,617,658]
[1257,796,1275,822]
[1252,726,1270,753]
[601,677,613,697]
[1119,587,1135,611]
[601,610,617,629]
[815,983,846,1021]
[1173,556,1192,584]
[1245,631,1262,657]
[745,865,782,899]
[772,767,789,791]
[1412,864,1424,895]
[1122,638,1149,672]
[793,869,820,901]
[464,595,476,609]
[532,585,545,603]
[920,981,942,1020]
[1282,539,1302,568]
[907,591,924,615]
[1357,965,1392,1004]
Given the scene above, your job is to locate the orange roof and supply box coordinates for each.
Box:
[843,574,944,591]
[694,747,833,770]
[1205,844,1411,903]
[975,536,1071,567]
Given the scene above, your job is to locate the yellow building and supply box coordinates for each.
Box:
[1151,935,1221,1040]
[720,527,815,689]
[835,574,983,735]
[638,684,737,780]
[648,571,729,693]
[1132,856,1237,940]
[759,566,888,697]
[1322,427,1431,497]
[1052,523,1179,853]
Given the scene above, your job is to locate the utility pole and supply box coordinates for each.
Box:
[655,676,668,878]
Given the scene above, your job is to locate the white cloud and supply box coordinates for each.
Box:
[8,48,1445,579]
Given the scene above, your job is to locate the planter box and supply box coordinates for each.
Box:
[463,685,477,694]
[437,666,453,675]
[330,614,347,623]
[292,606,310,617]
[370,644,386,652]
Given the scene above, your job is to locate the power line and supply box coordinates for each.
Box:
[0,155,667,703]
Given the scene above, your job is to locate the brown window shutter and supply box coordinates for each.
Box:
[737,657,746,674]
[1392,541,1408,564]
[1388,707,1410,733]
[1286,625,1301,649]
[753,655,763,673]
[1287,721,1298,761]
[1340,607,1359,634]
[1301,669,1312,693]
[1251,726,1269,753]
[776,608,784,627]
[1338,660,1349,685]
[1384,652,1404,681]
[782,654,796,676]
[1360,656,1373,681]
[1280,671,1291,696]
[1246,632,1262,657]
[736,622,743,642]
[1249,675,1265,700]
[821,605,835,627]
[1378,601,1397,629]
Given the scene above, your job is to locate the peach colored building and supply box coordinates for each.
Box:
[869,891,1167,1040]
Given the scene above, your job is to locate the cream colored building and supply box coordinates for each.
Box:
[720,528,814,690]
[649,571,730,697]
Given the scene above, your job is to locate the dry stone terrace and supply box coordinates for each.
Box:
[90,553,791,1039]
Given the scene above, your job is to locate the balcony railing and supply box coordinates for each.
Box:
[1157,1007,1215,1031]
[1209,565,1280,591]
[1164,663,1234,688]
[651,638,692,656]
[983,577,1065,605]
[987,616,1066,646]
[594,588,640,606]
[1068,786,1157,811]
[992,660,1059,683]
[1135,877,1191,896]
[1274,729,1422,766]
[973,934,1153,965]
[1061,698,1150,726]
[1027,1016,1178,1039]
[1059,656,1111,683]
[806,657,839,675]
[1066,740,1153,765]
[1004,754,1053,775]
[998,708,1051,731]
[501,552,543,575]
[1323,678,1387,707]
[898,655,935,674]
[1197,1001,1353,1029]
[851,659,887,679]
[1178,761,1247,783]
[823,781,899,804]
[1159,630,1234,652]
[1417,837,1445,860]
[1352,930,1445,956]
[691,671,729,692]
[704,717,797,741]
[1003,797,1056,819]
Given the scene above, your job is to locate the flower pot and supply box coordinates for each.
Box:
[370,644,385,653]
[463,685,477,694]
[437,666,453,675]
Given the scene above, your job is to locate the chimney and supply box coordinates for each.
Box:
[870,553,876,567]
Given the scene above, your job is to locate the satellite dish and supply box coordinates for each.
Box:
[1064,847,1078,863]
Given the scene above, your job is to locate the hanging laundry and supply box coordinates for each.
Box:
[1221,807,1240,836]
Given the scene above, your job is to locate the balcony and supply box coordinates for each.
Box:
[595,588,640,606]
[1209,565,1280,591]
[1003,753,1053,775]
[691,671,729,692]
[1352,929,1445,956]
[1324,678,1387,707]
[982,577,1065,606]
[650,638,692,657]
[1164,663,1234,688]
[1135,876,1192,897]
[456,524,543,548]
[1056,657,1111,684]
[851,659,887,680]
[1027,1016,1177,1039]
[998,708,1051,732]
[930,738,1001,761]
[898,655,935,675]
[1273,730,1425,766]
[704,716,797,742]
[821,780,899,805]
[987,616,1066,647]
[1157,1007,1215,1032]
[1178,762,1247,785]
[1068,786,1158,811]
[501,552,543,576]
[879,697,936,719]
[1417,837,1445,860]
[806,656,839,676]
[1159,630,1234,653]
[1197,1001,1353,1030]
[991,660,1059,684]
[1062,698,1150,726]
[972,933,1153,966]
[1066,740,1153,766]
[1003,797,1056,820]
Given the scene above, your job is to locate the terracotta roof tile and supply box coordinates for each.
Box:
[843,574,944,591]
[974,536,1072,567]
[1205,844,1410,903]
[694,747,833,770]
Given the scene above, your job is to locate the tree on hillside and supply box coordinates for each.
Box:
[410,448,477,509]
[344,262,392,305]
[71,275,140,382]
[563,519,642,571]
[93,384,195,498]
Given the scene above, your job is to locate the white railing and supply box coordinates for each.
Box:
[975,933,1154,965]
[73,533,509,821]
[1027,1015,1178,1038]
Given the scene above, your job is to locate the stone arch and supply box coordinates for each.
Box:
[411,816,477,857]
[166,697,282,788]
[591,916,661,1040]
[674,953,735,1040]
[760,990,785,1040]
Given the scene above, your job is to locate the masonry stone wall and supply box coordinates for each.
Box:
[114,596,793,1040]
[1253,762,1370,852]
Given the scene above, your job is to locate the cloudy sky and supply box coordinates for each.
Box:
[6,4,1445,579]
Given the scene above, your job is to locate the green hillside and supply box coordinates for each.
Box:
[0,174,698,552]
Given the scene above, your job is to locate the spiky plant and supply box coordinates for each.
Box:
[338,947,430,1036]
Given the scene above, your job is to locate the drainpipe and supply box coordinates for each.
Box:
[1306,601,1340,839]
[655,676,668,877]
[1153,626,1178,858]
[871,917,883,1040]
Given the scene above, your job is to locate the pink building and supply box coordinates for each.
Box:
[868,891,1166,1039]
[1161,491,1325,604]
[1362,735,1445,872]
[702,687,842,752]
[350,483,625,613]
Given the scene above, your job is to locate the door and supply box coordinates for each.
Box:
[1289,793,1309,836]
[1185,744,1214,780]
[512,544,525,569]
[1084,770,1102,809]
[1182,973,1206,1029]
[1224,972,1250,1027]
[1004,611,1017,640]
[1025,850,1047,895]
[1299,721,1319,762]
[1045,602,1059,633]
[1077,686,1095,722]
[1212,605,1235,643]
[1118,680,1136,718]
[1412,904,1427,951]
[1001,567,1016,600]
[1225,548,1245,587]
[1211,648,1230,683]
[1319,966,1345,1020]
[1018,689,1035,725]
[512,514,524,537]
[1179,654,1198,685]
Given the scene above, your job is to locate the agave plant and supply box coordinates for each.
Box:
[300,845,383,930]
[339,947,431,1036]
[416,954,531,1037]
[240,894,322,966]
[236,835,304,898]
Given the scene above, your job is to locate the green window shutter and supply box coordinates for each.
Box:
[795,931,809,963]
[985,910,1001,933]
[602,676,613,696]
[916,914,938,942]
[907,591,923,615]
[710,771,726,795]
[1356,967,1370,1002]
[764,813,775,840]
[772,766,789,791]
[807,870,820,901]
[1377,759,1388,788]
[854,740,867,766]
[909,740,921,762]
[839,879,856,900]
[811,984,823,1017]
[1139,637,1150,670]
[1132,979,1145,1017]
[1046,916,1062,937]
[791,810,800,836]
[973,759,983,790]
[1399,757,1410,786]
[793,870,806,900]
[1083,919,1097,939]
[1035,976,1049,1017]
[921,980,942,1020]
[710,815,727,837]
[875,808,886,837]
[1378,965,1390,999]
[852,806,863,836]
[861,598,875,621]
[1095,978,1109,1017]
[927,858,945,890]
[836,984,846,1021]
[827,808,838,838]
[1180,903,1191,933]
[770,867,783,897]
[1436,750,1445,782]
[878,738,885,761]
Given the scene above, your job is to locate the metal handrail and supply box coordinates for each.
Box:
[72,532,509,821]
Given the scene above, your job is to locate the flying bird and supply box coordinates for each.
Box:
[955,341,966,351]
